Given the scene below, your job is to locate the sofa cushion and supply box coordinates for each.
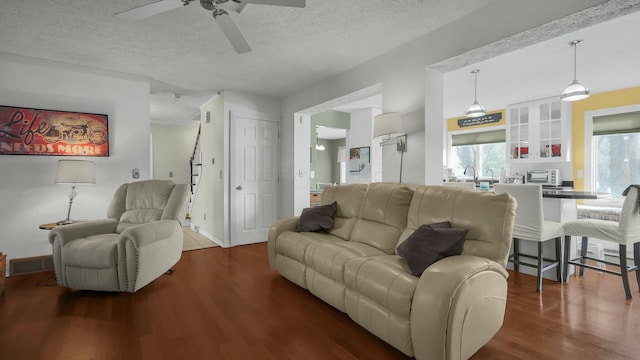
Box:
[62,233,119,268]
[275,231,344,264]
[114,180,176,233]
[344,255,417,357]
[350,183,414,254]
[399,185,516,267]
[344,255,418,317]
[295,201,337,232]
[397,225,468,276]
[321,184,368,240]
[304,242,386,282]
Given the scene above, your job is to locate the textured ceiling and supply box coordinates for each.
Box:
[1,0,638,125]
[0,0,493,123]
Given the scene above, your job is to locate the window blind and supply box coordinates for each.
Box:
[593,111,640,135]
[451,129,505,146]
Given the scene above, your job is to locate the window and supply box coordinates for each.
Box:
[450,129,506,181]
[592,111,640,200]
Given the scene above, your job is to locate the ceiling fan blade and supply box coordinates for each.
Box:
[115,0,186,21]
[234,0,305,8]
[214,13,252,54]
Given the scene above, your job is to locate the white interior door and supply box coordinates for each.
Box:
[231,114,279,246]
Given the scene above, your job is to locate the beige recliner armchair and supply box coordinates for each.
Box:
[49,180,190,292]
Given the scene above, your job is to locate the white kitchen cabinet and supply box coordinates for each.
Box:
[507,97,571,163]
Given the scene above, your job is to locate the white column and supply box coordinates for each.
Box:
[425,68,445,185]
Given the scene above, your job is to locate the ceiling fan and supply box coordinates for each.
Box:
[115,0,306,54]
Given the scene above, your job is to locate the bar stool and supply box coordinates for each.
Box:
[563,185,640,299]
[494,184,564,293]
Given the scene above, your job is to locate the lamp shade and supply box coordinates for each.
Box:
[373,113,404,138]
[55,160,96,184]
[560,80,590,101]
[465,100,486,118]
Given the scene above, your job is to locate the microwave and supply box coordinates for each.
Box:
[526,169,562,187]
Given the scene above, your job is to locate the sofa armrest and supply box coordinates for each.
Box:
[48,219,120,287]
[118,219,181,248]
[48,219,119,246]
[411,255,508,360]
[117,219,183,292]
[267,216,299,270]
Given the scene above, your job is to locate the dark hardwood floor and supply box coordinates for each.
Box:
[1,243,638,360]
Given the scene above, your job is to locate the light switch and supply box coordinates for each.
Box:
[132,168,140,179]
[169,171,173,178]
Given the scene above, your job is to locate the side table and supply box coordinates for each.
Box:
[39,223,59,230]
[1,253,6,295]
[39,221,85,230]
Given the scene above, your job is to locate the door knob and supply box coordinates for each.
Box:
[236,186,243,190]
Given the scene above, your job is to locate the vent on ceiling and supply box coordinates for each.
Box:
[9,255,54,276]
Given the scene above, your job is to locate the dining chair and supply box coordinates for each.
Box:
[494,184,564,292]
[563,185,640,299]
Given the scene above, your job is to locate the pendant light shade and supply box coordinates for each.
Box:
[465,69,486,118]
[561,40,590,102]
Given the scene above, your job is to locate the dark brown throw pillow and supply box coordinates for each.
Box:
[295,201,338,232]
[397,223,468,277]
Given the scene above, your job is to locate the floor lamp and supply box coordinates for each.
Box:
[55,160,96,225]
[373,113,406,183]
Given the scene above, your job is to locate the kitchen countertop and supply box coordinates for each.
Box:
[541,189,609,199]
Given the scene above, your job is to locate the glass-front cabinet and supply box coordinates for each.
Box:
[508,105,530,160]
[507,97,571,162]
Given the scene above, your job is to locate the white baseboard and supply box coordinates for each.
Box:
[190,224,223,247]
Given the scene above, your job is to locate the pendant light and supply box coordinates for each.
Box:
[465,69,486,118]
[561,40,590,102]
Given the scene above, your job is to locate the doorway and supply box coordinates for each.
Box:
[292,85,383,214]
[312,125,348,190]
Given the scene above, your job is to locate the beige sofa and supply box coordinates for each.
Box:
[49,180,190,292]
[268,183,516,360]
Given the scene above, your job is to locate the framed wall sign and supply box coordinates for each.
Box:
[349,146,370,177]
[0,105,109,156]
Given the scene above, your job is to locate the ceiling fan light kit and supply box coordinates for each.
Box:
[115,0,306,54]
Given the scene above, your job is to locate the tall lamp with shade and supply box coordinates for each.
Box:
[55,159,96,225]
[373,112,406,183]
